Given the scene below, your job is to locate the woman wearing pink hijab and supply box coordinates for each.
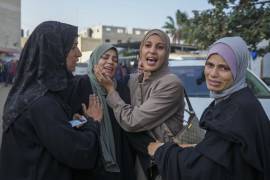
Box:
[148,36,270,180]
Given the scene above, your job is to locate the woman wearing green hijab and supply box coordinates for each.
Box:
[71,44,153,180]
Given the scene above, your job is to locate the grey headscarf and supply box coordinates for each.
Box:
[138,29,171,80]
[207,36,250,100]
[88,44,119,172]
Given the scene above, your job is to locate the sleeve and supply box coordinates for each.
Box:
[154,133,231,180]
[107,75,183,132]
[125,131,155,155]
[30,96,100,169]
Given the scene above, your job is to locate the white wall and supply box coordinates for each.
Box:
[0,0,21,50]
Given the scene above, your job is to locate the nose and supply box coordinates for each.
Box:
[76,48,82,57]
[107,57,114,64]
[149,46,157,54]
[209,67,219,77]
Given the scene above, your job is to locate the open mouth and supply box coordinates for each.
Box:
[146,57,157,66]
[103,65,114,75]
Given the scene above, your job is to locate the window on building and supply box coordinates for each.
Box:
[117,40,122,43]
[105,39,111,43]
[117,29,124,33]
[135,30,141,35]
[106,27,112,32]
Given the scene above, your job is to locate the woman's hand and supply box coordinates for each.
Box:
[94,65,115,94]
[147,142,164,157]
[82,94,103,122]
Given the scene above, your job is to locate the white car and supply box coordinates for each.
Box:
[169,59,270,119]
[73,63,88,75]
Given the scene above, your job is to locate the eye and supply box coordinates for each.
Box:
[205,62,214,69]
[101,55,109,60]
[144,43,151,48]
[157,45,165,50]
[219,65,231,72]
[112,57,118,63]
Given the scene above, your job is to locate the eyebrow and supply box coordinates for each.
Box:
[206,61,230,68]
[145,40,165,45]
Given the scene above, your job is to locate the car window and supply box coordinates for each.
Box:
[170,66,209,97]
[246,71,270,98]
[76,63,88,67]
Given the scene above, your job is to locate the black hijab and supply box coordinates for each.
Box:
[2,21,78,131]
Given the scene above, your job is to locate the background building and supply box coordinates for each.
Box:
[0,0,21,53]
[78,25,149,62]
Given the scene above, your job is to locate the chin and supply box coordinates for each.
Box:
[207,85,221,92]
[144,66,158,72]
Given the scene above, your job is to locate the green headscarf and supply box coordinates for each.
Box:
[88,44,119,172]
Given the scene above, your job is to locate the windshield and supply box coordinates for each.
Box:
[246,71,270,98]
[170,66,209,97]
[169,66,270,98]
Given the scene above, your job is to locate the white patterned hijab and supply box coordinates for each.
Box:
[207,36,250,100]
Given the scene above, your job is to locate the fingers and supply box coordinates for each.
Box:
[94,65,105,82]
[89,94,95,107]
[90,94,100,107]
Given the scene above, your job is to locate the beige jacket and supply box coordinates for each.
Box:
[107,69,184,142]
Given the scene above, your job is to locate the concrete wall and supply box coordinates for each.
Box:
[0,0,21,50]
[89,25,149,44]
[78,36,102,52]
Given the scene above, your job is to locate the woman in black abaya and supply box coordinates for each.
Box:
[0,21,102,180]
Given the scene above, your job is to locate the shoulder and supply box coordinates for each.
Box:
[29,94,61,113]
[155,73,183,90]
[30,93,58,108]
[73,75,90,82]
[231,88,261,112]
[157,73,182,84]
[217,88,266,125]
[73,75,92,92]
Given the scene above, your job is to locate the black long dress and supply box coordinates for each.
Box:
[154,87,270,180]
[70,75,154,180]
[0,91,100,180]
[0,21,102,180]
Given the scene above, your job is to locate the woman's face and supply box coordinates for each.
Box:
[97,49,118,78]
[204,54,234,93]
[66,37,82,72]
[140,34,167,72]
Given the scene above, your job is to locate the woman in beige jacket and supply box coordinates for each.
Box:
[95,29,185,144]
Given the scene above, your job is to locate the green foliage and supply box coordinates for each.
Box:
[163,10,188,44]
[164,0,270,54]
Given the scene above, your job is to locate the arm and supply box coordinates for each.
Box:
[107,75,183,132]
[30,96,100,169]
[153,132,232,180]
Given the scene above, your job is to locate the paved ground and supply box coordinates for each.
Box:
[0,84,11,146]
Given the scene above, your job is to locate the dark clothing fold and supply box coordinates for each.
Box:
[0,92,100,180]
[154,87,270,180]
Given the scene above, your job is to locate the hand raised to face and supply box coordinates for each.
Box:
[94,65,115,94]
